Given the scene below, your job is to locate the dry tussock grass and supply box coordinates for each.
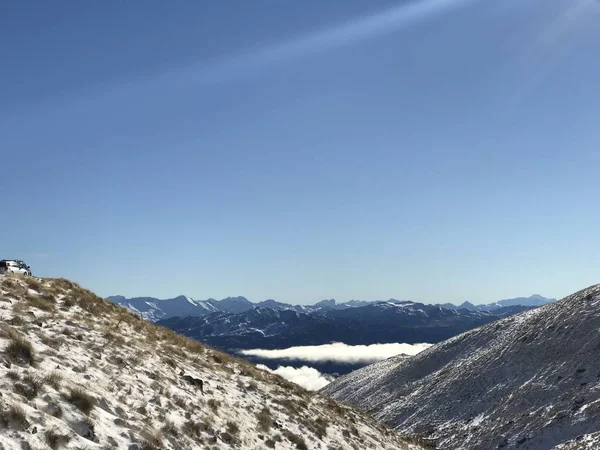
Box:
[24,277,42,291]
[45,427,72,449]
[182,419,207,441]
[24,292,55,312]
[139,428,164,450]
[161,420,179,437]
[282,429,308,450]
[67,387,97,415]
[7,403,28,429]
[3,327,36,366]
[43,371,63,390]
[256,406,273,432]
[14,374,43,400]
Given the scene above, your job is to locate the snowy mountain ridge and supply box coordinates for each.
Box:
[157,301,531,357]
[321,283,600,449]
[108,293,555,323]
[0,275,424,450]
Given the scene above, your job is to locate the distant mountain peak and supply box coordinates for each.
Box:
[314,299,337,308]
[107,292,555,322]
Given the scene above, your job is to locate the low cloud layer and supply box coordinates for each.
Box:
[241,342,432,365]
[257,364,334,391]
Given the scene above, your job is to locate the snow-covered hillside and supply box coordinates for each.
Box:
[322,284,600,450]
[0,275,424,450]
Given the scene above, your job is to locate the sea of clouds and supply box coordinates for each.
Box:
[240,341,432,365]
[256,364,335,391]
[246,342,432,390]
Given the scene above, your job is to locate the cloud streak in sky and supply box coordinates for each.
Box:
[257,364,334,391]
[233,0,474,64]
[241,342,432,365]
[185,0,475,85]
[20,0,477,117]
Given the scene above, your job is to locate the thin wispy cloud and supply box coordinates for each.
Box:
[13,0,477,117]
[509,0,599,108]
[241,342,432,365]
[179,0,475,86]
[257,364,334,391]
[535,0,597,50]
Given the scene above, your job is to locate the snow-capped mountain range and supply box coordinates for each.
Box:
[0,275,424,450]
[321,283,600,449]
[107,293,554,322]
[157,301,534,352]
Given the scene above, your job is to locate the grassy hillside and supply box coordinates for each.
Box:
[0,275,424,450]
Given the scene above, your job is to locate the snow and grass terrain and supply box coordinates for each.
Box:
[322,284,600,450]
[0,275,425,450]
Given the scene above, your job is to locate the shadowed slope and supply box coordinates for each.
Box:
[323,284,600,450]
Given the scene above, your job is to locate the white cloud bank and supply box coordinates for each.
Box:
[241,342,432,365]
[257,364,334,391]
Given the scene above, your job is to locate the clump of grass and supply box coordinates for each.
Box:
[1,278,17,290]
[275,398,300,416]
[314,416,329,439]
[136,403,148,416]
[173,396,187,410]
[164,358,177,369]
[8,314,26,326]
[326,398,347,417]
[207,398,220,413]
[41,333,64,350]
[256,406,272,432]
[45,427,72,449]
[49,403,64,418]
[8,403,28,429]
[162,420,179,437]
[43,371,63,390]
[283,430,308,450]
[105,331,126,347]
[182,420,199,437]
[67,387,97,415]
[62,296,76,309]
[226,421,240,435]
[14,374,42,400]
[52,278,75,291]
[24,277,42,291]
[140,429,164,450]
[5,333,36,365]
[248,380,258,390]
[25,292,55,311]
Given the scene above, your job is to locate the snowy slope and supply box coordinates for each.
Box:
[0,275,424,450]
[322,284,600,450]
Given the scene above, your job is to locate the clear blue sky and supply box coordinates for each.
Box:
[2,0,600,304]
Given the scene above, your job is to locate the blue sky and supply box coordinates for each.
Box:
[2,0,600,304]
